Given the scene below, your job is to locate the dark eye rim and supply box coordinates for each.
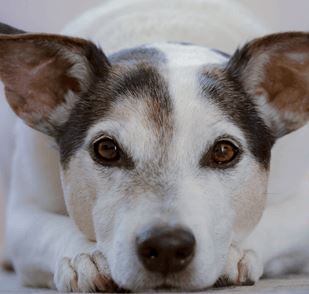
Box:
[93,136,120,161]
[89,134,134,169]
[200,136,243,169]
[212,139,239,164]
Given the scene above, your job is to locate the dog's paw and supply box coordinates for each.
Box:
[54,251,117,292]
[216,246,263,287]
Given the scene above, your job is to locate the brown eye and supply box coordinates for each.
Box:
[212,140,238,165]
[93,137,120,162]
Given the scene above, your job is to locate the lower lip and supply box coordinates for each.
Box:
[154,284,179,291]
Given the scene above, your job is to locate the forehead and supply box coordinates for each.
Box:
[58,43,273,168]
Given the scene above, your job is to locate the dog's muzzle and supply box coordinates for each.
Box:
[136,225,196,274]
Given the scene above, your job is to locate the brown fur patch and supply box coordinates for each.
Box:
[200,68,274,168]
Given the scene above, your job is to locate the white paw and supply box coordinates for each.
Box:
[216,245,263,287]
[54,251,116,292]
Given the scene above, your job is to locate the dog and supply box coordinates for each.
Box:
[0,0,309,292]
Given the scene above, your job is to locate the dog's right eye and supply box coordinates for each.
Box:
[212,141,238,165]
[90,136,134,169]
[200,138,241,169]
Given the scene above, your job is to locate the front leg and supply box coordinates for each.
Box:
[216,245,263,287]
[4,125,116,292]
[7,206,116,292]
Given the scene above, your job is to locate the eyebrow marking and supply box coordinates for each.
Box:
[199,68,274,169]
[58,62,172,168]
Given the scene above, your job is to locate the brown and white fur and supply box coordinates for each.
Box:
[0,0,309,292]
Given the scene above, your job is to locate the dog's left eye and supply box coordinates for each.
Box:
[93,137,120,162]
[200,139,240,168]
[212,141,238,164]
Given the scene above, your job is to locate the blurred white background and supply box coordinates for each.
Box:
[0,0,308,254]
[0,0,309,33]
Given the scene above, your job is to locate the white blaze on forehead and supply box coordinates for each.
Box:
[154,44,245,167]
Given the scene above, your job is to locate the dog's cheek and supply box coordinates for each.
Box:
[230,160,268,242]
[60,152,98,241]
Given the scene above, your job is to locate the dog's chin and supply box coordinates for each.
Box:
[126,285,180,293]
[153,284,208,292]
[123,283,211,293]
[111,264,220,292]
[150,285,189,293]
[118,278,213,293]
[120,285,186,293]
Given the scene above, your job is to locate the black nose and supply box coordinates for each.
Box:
[136,226,195,274]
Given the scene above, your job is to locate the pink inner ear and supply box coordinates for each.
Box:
[1,44,81,129]
[0,33,108,135]
[225,32,309,137]
[260,51,309,118]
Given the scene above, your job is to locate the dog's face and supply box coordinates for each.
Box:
[59,44,271,290]
[59,44,270,290]
[0,26,308,291]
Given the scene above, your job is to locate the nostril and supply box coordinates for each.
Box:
[175,247,193,259]
[136,226,196,274]
[140,247,159,259]
[149,248,158,259]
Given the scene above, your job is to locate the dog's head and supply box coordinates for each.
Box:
[1,24,309,291]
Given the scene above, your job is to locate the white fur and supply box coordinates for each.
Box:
[0,0,309,292]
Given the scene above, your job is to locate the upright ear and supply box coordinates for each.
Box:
[0,25,110,136]
[226,32,309,138]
